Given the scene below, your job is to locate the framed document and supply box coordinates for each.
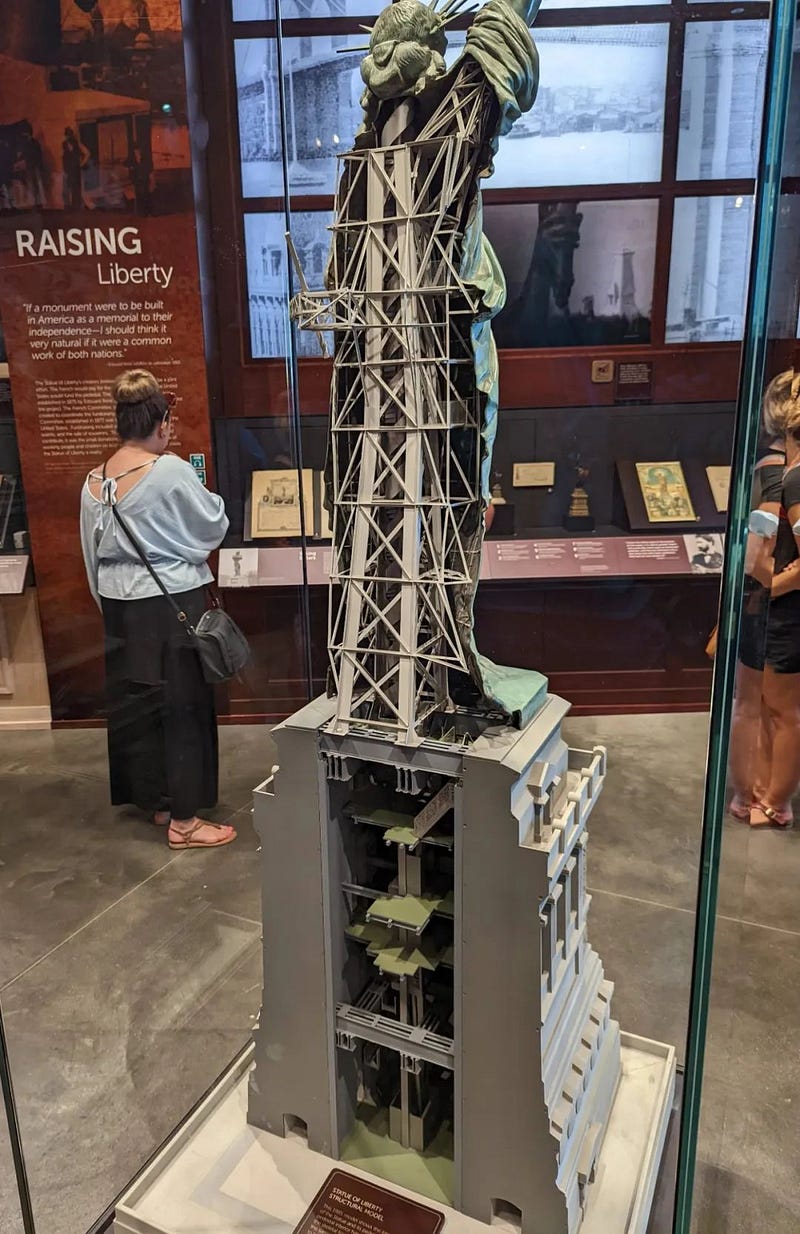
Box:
[635,461,696,524]
[512,461,555,488]
[705,465,730,514]
[250,469,315,539]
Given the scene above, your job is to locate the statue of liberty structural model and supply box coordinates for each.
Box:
[254,6,654,1232]
[291,0,547,745]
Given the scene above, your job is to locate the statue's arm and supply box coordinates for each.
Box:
[501,0,542,27]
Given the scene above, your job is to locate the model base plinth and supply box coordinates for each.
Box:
[113,1036,675,1234]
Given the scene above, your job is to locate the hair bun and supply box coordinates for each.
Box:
[112,368,160,406]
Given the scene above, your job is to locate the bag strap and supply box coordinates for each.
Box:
[102,461,193,630]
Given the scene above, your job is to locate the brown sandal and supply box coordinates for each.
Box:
[168,821,237,850]
[749,801,793,829]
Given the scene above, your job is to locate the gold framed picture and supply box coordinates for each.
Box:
[250,469,315,539]
[635,461,696,523]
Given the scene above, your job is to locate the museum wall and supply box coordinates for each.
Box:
[189,1,800,721]
[1,0,800,722]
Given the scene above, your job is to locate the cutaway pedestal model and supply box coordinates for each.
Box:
[248,693,624,1234]
[108,3,676,1232]
[245,3,673,1232]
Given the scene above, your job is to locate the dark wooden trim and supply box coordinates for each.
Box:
[50,685,713,725]
[198,0,266,411]
[242,180,766,215]
[660,8,685,190]
[215,699,712,722]
[650,195,674,345]
[230,3,771,37]
[499,345,742,405]
[216,341,743,416]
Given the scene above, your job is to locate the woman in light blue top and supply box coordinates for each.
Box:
[80,368,236,850]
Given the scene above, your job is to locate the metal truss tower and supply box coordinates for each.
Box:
[292,64,493,745]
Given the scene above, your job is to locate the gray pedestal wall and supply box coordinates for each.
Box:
[458,700,619,1231]
[249,694,620,1234]
[248,697,339,1154]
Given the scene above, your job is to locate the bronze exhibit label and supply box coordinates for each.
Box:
[615,359,653,402]
[293,1170,444,1234]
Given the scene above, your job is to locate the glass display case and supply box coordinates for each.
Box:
[0,0,798,1232]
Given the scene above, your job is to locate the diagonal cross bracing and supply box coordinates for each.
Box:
[291,76,497,743]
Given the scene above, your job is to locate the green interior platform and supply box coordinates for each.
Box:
[369,938,441,976]
[367,893,442,931]
[340,1105,454,1206]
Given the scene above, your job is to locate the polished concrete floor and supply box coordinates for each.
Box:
[0,715,797,1234]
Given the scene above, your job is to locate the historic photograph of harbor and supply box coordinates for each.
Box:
[235,25,669,197]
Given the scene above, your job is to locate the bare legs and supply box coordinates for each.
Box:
[750,665,800,825]
[729,663,765,813]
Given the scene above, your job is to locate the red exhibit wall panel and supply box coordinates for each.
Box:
[0,0,213,721]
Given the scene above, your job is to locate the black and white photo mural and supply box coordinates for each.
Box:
[677,21,769,181]
[233,5,787,355]
[487,199,657,348]
[244,210,332,357]
[235,25,669,197]
[500,25,668,187]
[666,196,754,343]
[235,37,365,196]
[245,201,659,356]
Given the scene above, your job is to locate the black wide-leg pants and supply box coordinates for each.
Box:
[102,588,218,820]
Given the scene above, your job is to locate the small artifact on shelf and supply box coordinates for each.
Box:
[705,464,730,514]
[564,465,595,531]
[635,461,696,524]
[490,471,507,504]
[487,471,515,536]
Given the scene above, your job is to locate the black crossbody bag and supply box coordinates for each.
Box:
[104,463,250,685]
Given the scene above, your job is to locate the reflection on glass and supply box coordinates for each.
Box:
[236,25,668,196]
[768,197,800,341]
[487,198,657,347]
[244,211,332,357]
[0,1064,24,1234]
[666,195,754,343]
[677,21,768,181]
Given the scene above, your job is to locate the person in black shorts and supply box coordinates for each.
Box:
[750,370,800,828]
[729,374,787,819]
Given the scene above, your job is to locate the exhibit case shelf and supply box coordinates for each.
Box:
[0,1,799,1234]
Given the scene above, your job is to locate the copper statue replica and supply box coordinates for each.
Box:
[247,3,676,1232]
